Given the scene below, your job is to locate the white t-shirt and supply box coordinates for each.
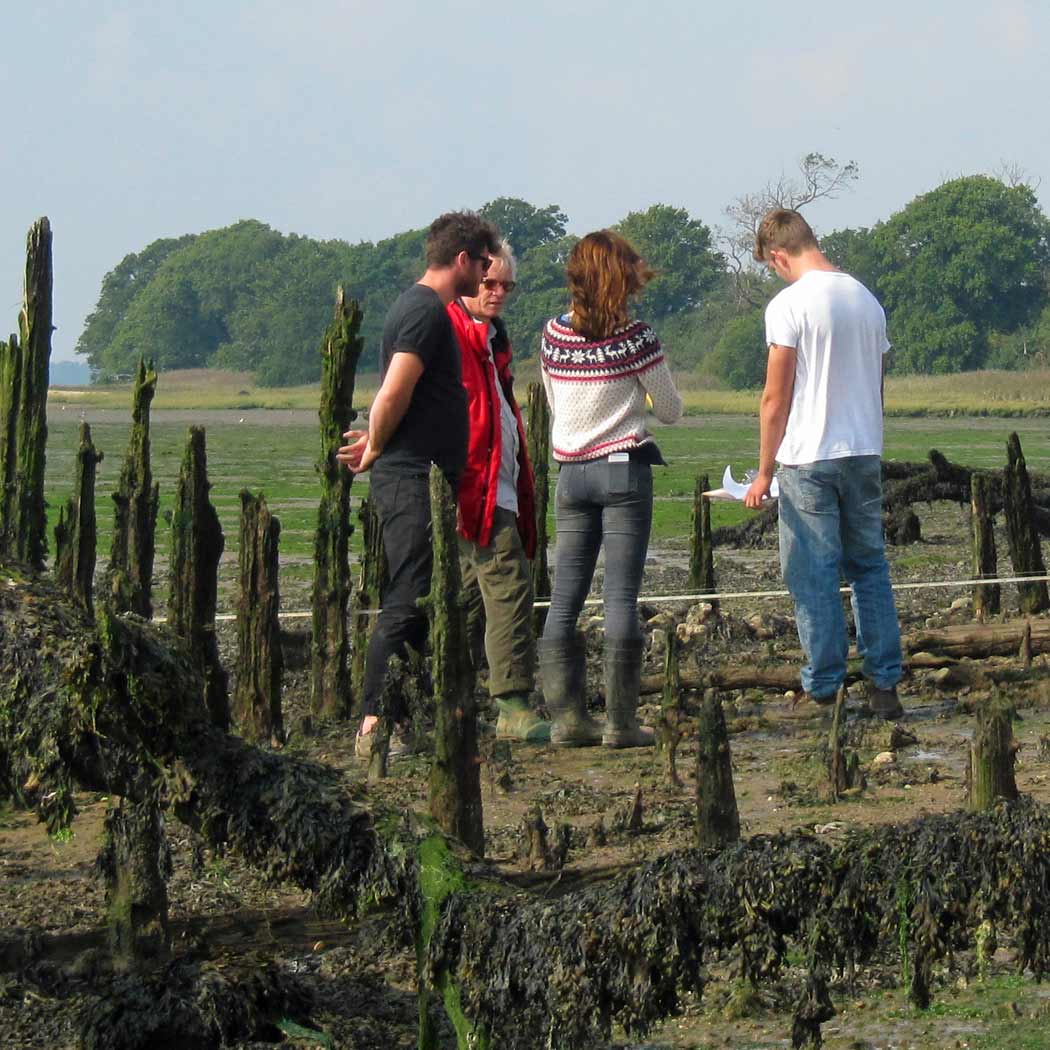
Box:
[764,270,891,466]
[477,321,520,514]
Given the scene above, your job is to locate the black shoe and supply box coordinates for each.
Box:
[866,684,904,721]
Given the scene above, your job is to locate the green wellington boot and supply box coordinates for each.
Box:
[538,636,603,748]
[495,694,551,743]
[602,639,655,749]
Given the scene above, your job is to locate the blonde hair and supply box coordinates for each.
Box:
[567,230,654,339]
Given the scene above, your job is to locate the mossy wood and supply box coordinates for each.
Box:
[525,382,550,602]
[169,425,229,729]
[970,472,1000,618]
[350,496,385,717]
[968,691,1020,811]
[4,573,1050,1048]
[311,287,364,719]
[688,473,716,597]
[1002,432,1049,614]
[424,465,484,855]
[694,688,740,847]
[827,686,862,800]
[0,218,52,568]
[234,490,283,743]
[657,624,685,787]
[54,420,103,615]
[106,357,159,617]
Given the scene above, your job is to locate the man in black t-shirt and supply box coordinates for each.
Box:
[338,211,500,758]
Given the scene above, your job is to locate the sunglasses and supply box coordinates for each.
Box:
[468,251,493,273]
[481,277,516,293]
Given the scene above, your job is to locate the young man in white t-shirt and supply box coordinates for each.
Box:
[744,209,903,719]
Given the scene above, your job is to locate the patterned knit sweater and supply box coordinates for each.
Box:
[540,315,683,462]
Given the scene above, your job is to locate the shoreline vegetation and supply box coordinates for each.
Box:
[48,364,1050,417]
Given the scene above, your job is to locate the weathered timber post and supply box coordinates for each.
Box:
[234,490,283,744]
[688,473,716,603]
[695,688,740,847]
[970,473,1000,620]
[169,426,229,729]
[54,421,103,616]
[107,358,159,617]
[97,796,171,969]
[657,624,685,787]
[827,686,862,800]
[968,691,1020,811]
[350,496,385,715]
[525,382,551,608]
[425,464,484,855]
[1003,432,1049,614]
[0,217,53,568]
[311,287,364,719]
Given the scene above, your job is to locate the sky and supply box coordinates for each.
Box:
[2,0,1049,362]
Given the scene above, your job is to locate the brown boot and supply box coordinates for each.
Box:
[538,637,602,748]
[866,682,904,721]
[602,639,654,749]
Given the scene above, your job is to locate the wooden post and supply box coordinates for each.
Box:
[311,287,364,719]
[970,473,1000,620]
[107,358,159,617]
[695,688,740,847]
[425,465,484,855]
[54,421,103,616]
[169,426,229,730]
[525,382,551,607]
[350,496,385,716]
[234,491,283,744]
[0,218,53,569]
[657,624,684,787]
[826,686,862,800]
[1003,432,1049,614]
[968,692,1020,811]
[688,473,716,602]
[98,797,170,970]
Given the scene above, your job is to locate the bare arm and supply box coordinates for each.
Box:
[743,344,796,508]
[337,351,425,474]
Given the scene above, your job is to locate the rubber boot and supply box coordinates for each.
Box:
[495,693,551,743]
[602,639,654,749]
[538,636,603,748]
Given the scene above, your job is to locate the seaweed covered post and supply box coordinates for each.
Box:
[968,691,1020,811]
[311,286,364,719]
[525,382,551,607]
[688,473,716,601]
[970,472,1000,620]
[107,358,159,617]
[350,497,385,714]
[425,464,484,855]
[234,490,283,744]
[97,796,171,969]
[54,421,103,615]
[169,426,229,729]
[0,217,53,569]
[695,688,740,847]
[1003,432,1049,615]
[657,624,685,787]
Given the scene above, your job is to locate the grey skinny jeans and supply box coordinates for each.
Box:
[542,458,653,644]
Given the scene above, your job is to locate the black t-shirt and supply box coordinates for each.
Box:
[376,284,468,482]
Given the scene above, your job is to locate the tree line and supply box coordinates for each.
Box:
[77,165,1050,389]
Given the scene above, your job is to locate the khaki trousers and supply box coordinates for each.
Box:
[459,507,536,698]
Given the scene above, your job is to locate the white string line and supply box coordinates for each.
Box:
[189,572,1050,623]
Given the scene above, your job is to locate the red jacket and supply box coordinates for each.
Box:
[447,300,537,558]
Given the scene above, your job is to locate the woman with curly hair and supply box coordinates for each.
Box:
[539,231,683,748]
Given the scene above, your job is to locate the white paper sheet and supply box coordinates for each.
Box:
[702,465,779,502]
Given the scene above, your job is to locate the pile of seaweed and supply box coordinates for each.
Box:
[432,799,1050,1048]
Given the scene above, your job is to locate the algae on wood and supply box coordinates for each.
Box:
[350,496,385,716]
[970,472,1000,619]
[54,421,103,615]
[1003,432,1049,614]
[657,624,685,787]
[169,426,229,729]
[688,474,716,599]
[234,490,283,744]
[311,287,364,719]
[695,688,740,847]
[0,218,53,569]
[968,691,1020,811]
[425,465,484,855]
[107,358,159,617]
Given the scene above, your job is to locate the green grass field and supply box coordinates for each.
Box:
[43,373,1050,614]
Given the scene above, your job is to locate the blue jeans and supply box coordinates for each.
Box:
[542,458,653,644]
[778,456,902,698]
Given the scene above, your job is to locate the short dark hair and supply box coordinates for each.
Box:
[753,209,819,262]
[426,211,500,268]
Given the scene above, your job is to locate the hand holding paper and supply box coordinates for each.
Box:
[703,465,779,503]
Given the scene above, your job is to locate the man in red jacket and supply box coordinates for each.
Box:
[448,246,549,742]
